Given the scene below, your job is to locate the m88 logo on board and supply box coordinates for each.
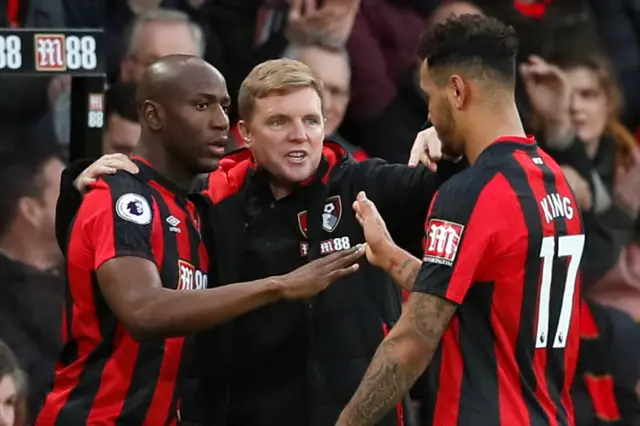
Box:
[34,34,97,72]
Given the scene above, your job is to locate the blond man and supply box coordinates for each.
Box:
[57,58,457,426]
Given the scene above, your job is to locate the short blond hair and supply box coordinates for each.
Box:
[238,59,325,121]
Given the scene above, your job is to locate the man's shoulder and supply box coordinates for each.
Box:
[79,171,154,220]
[436,163,501,206]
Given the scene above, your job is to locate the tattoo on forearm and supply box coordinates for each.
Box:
[341,293,457,426]
[388,255,421,292]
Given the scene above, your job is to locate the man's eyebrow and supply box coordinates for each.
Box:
[193,93,231,104]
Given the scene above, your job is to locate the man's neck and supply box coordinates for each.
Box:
[0,232,61,271]
[464,102,526,164]
[134,140,196,191]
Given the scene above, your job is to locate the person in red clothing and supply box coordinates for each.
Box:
[336,15,584,426]
[36,55,364,426]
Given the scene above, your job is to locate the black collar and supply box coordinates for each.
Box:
[131,157,191,199]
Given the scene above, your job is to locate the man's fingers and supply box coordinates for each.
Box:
[420,152,437,172]
[106,158,139,174]
[426,135,442,162]
[75,176,96,193]
[327,263,360,281]
[327,244,365,269]
[320,244,362,264]
[409,134,427,167]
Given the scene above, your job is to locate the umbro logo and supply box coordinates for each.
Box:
[166,216,181,233]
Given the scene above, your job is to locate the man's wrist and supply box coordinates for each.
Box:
[379,243,407,272]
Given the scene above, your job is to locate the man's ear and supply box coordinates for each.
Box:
[142,100,162,131]
[238,120,251,147]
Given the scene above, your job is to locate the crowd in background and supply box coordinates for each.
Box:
[0,0,639,425]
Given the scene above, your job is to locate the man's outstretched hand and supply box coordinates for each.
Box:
[276,244,366,299]
[352,191,395,268]
[75,153,139,193]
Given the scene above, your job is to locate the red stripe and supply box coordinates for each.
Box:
[583,374,621,421]
[140,184,192,424]
[432,316,463,426]
[488,174,531,425]
[512,151,558,426]
[380,323,405,426]
[580,301,599,339]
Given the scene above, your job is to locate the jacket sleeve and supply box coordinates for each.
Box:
[351,159,456,256]
[55,159,93,253]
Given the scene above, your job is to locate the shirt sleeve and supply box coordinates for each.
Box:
[77,177,156,270]
[413,176,500,304]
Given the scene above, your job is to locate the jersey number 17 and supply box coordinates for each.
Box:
[535,234,585,349]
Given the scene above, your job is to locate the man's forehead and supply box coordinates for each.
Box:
[255,89,322,116]
[176,66,228,96]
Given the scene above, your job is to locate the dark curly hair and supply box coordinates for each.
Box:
[417,14,519,86]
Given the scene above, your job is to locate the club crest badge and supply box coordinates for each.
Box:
[297,195,343,237]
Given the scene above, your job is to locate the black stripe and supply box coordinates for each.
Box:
[116,188,178,425]
[457,282,500,426]
[56,273,119,426]
[169,194,203,425]
[501,156,549,426]
[527,151,569,425]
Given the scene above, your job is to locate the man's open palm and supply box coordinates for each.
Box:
[352,191,394,267]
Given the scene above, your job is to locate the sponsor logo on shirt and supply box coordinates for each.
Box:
[423,219,464,266]
[300,236,352,257]
[178,259,208,290]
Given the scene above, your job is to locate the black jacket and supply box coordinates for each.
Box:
[55,143,455,426]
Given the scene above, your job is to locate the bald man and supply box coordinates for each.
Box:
[36,55,364,426]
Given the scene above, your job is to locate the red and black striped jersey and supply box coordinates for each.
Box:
[415,136,583,426]
[37,158,209,426]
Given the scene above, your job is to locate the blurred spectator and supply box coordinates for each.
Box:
[0,0,67,147]
[573,300,640,426]
[103,82,140,155]
[340,1,481,162]
[0,145,66,421]
[0,340,27,426]
[117,8,204,83]
[532,50,640,319]
[474,0,640,130]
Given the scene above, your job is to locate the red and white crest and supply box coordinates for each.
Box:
[423,219,464,266]
[297,195,343,237]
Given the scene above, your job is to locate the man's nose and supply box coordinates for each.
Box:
[210,104,230,130]
[289,119,308,142]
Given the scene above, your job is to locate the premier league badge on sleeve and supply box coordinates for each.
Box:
[116,193,152,225]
